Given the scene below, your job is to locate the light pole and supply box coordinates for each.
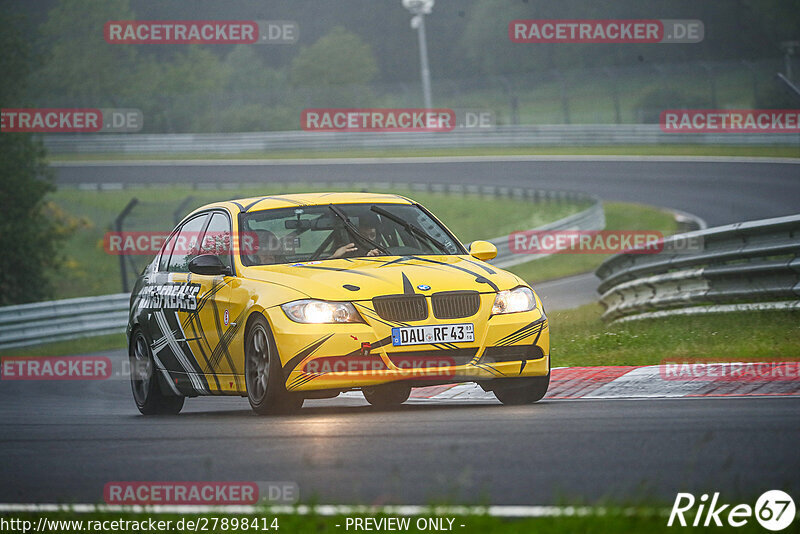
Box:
[402,0,434,109]
[780,41,798,81]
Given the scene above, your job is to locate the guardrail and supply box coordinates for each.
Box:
[596,214,800,322]
[489,199,605,268]
[0,294,130,350]
[43,125,799,155]
[0,185,603,349]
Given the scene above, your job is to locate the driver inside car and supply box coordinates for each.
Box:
[329,214,384,259]
[251,229,282,265]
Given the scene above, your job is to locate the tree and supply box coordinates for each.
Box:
[0,12,66,305]
[33,0,140,106]
[290,26,378,107]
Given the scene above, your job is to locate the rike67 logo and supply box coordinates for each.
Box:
[669,490,795,531]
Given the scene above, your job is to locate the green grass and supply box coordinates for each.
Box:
[0,333,126,358]
[47,144,800,162]
[3,508,785,533]
[508,202,680,284]
[11,304,800,365]
[549,304,800,367]
[48,184,586,299]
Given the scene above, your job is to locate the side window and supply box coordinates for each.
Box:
[157,229,179,272]
[199,212,233,269]
[167,214,208,272]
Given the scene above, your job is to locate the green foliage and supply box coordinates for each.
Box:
[290,26,378,106]
[634,87,711,123]
[291,26,378,86]
[33,0,139,105]
[0,12,66,305]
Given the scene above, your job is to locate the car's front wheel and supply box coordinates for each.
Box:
[129,328,185,415]
[245,316,303,415]
[492,373,550,405]
[363,383,412,407]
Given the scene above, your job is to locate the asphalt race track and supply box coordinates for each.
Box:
[54,156,800,310]
[0,357,798,505]
[54,157,800,226]
[1,157,796,506]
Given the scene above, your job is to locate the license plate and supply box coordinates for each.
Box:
[391,323,474,346]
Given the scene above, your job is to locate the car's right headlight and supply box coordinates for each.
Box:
[492,286,536,315]
[281,299,363,324]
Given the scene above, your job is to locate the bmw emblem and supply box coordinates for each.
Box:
[417,284,431,291]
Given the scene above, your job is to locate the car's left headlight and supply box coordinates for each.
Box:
[492,286,537,315]
[281,299,363,324]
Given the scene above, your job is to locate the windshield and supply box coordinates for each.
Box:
[239,203,464,266]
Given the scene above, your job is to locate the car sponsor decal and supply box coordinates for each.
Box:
[140,282,201,311]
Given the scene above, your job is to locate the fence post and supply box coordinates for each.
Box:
[114,198,139,293]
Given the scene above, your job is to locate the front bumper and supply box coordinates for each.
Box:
[267,298,550,392]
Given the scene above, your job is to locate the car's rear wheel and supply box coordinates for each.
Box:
[492,373,550,405]
[363,383,411,407]
[129,328,185,415]
[245,316,303,415]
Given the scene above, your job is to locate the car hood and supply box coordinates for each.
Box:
[242,255,524,301]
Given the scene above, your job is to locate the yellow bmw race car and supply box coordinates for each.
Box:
[127,192,550,415]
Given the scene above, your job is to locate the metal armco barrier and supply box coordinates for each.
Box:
[596,214,800,322]
[489,199,605,268]
[0,294,130,350]
[0,185,603,349]
[42,125,799,154]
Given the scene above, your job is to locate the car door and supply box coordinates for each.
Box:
[147,212,211,395]
[186,211,247,394]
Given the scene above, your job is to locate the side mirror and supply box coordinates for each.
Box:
[188,254,232,276]
[469,240,497,261]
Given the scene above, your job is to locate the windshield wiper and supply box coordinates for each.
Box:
[370,205,447,252]
[327,204,391,255]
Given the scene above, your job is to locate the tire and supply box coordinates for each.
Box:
[363,383,412,407]
[129,328,185,415]
[245,315,303,415]
[493,373,550,405]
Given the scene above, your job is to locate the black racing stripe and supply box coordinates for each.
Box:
[207,280,238,386]
[244,196,307,212]
[288,372,321,390]
[495,318,546,346]
[184,312,221,391]
[230,201,245,211]
[475,363,504,377]
[281,334,334,375]
[291,264,383,279]
[463,258,497,275]
[402,272,415,295]
[378,256,416,267]
[166,310,210,391]
[353,303,410,328]
[209,307,247,390]
[406,256,501,291]
[497,323,544,347]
